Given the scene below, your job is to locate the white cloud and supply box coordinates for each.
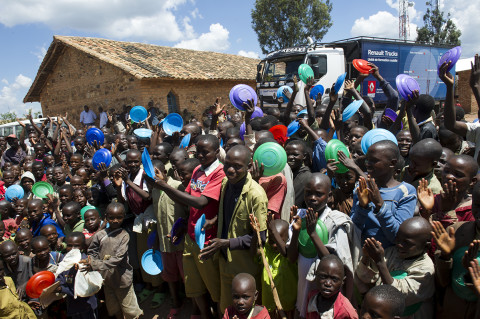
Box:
[238,50,260,59]
[0,0,194,41]
[441,0,480,58]
[32,45,47,63]
[351,6,418,40]
[174,23,230,52]
[0,74,41,115]
[351,0,478,58]
[191,8,203,19]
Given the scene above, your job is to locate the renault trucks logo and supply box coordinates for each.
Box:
[368,81,376,97]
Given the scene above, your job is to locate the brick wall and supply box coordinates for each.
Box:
[457,70,477,115]
[138,79,256,119]
[40,47,142,126]
[40,47,256,126]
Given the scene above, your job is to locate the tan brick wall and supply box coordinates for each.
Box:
[457,70,477,115]
[40,47,142,126]
[39,47,256,126]
[138,79,256,119]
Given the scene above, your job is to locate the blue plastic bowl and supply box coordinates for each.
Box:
[229,84,258,111]
[147,230,157,249]
[239,122,246,140]
[342,100,363,121]
[287,121,300,137]
[142,148,155,179]
[141,249,163,275]
[309,85,325,100]
[162,113,184,136]
[170,217,185,246]
[195,214,206,250]
[134,128,153,138]
[86,128,104,146]
[297,109,308,118]
[179,133,191,149]
[334,72,347,94]
[92,149,112,170]
[5,185,24,202]
[361,128,398,155]
[277,86,293,102]
[251,107,264,119]
[130,105,148,123]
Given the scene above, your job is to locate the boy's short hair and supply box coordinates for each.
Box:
[66,231,86,243]
[151,160,165,172]
[30,236,49,248]
[456,154,479,178]
[226,127,240,138]
[415,94,435,116]
[307,254,344,282]
[157,142,173,155]
[285,139,307,153]
[58,184,74,193]
[370,140,400,161]
[197,134,219,150]
[106,202,126,216]
[63,201,82,214]
[409,138,442,161]
[365,285,405,317]
[260,115,279,128]
[350,125,369,134]
[455,105,465,121]
[179,158,200,172]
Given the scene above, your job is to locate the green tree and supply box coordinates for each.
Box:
[416,1,461,46]
[0,111,17,123]
[251,0,332,54]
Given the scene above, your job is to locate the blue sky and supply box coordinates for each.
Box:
[0,0,477,116]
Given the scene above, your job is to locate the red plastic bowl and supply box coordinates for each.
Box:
[26,271,55,298]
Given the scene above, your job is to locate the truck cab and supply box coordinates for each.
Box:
[256,45,345,107]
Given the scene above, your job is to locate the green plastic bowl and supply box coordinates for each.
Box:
[31,182,54,199]
[325,139,350,174]
[298,218,329,258]
[253,142,287,177]
[298,64,314,84]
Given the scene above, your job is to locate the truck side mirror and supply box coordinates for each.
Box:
[257,64,262,72]
[310,56,319,64]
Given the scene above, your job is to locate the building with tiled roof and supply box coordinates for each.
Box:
[24,36,259,125]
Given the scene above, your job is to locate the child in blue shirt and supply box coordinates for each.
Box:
[351,140,417,248]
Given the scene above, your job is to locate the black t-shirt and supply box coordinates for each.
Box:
[419,121,438,141]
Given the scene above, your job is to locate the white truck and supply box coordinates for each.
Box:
[256,36,453,107]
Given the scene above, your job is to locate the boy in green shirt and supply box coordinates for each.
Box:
[199,145,268,312]
[62,202,84,236]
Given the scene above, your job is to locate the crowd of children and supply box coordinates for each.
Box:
[1,54,480,319]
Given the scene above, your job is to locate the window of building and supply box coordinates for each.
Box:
[167,91,179,114]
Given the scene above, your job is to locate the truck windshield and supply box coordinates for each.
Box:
[264,56,304,82]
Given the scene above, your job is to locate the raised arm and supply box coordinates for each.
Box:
[440,61,468,136]
[405,91,422,143]
[470,54,480,119]
[369,63,399,111]
[319,83,338,130]
[282,76,299,125]
[304,76,316,125]
[209,98,225,132]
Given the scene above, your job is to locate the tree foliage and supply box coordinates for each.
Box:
[416,1,461,46]
[0,111,17,123]
[251,0,332,54]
